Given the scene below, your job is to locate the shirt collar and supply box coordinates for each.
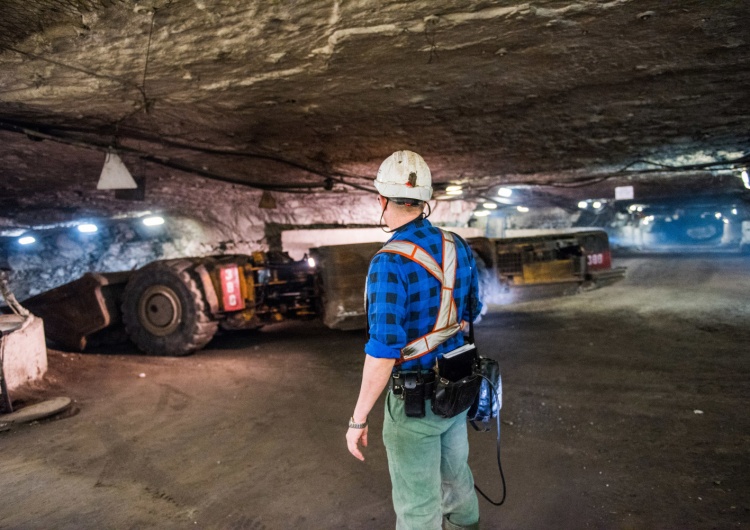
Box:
[388,216,431,242]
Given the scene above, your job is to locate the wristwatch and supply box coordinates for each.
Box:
[348,417,368,429]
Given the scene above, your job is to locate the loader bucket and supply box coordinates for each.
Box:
[311,242,382,331]
[22,272,131,351]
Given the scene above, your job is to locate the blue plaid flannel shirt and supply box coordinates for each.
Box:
[364,217,483,370]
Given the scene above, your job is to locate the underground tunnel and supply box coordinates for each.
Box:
[0,1,749,529]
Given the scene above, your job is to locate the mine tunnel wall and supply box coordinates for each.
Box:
[0,184,476,301]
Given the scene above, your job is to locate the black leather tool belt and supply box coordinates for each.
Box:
[390,370,436,418]
[390,370,436,398]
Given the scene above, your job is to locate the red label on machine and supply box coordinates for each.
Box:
[586,251,612,270]
[220,265,245,311]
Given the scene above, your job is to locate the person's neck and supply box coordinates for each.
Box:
[387,212,422,232]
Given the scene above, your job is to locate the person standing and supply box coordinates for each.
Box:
[346,150,483,530]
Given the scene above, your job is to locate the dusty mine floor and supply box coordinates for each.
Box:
[1,255,748,530]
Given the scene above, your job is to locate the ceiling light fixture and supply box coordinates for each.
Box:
[482,202,497,209]
[578,201,588,209]
[516,206,529,213]
[473,210,491,217]
[143,216,165,227]
[77,224,98,233]
[741,170,750,189]
[497,187,513,198]
[97,151,138,190]
[593,201,602,209]
[18,236,36,245]
[446,189,463,196]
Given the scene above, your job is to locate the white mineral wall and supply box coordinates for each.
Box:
[148,173,476,241]
[1,172,477,300]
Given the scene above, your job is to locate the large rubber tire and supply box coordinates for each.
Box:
[121,261,218,356]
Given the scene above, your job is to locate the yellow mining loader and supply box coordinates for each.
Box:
[22,253,318,356]
[312,229,626,329]
[20,229,624,356]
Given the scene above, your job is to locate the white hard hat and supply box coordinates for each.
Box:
[375,150,432,202]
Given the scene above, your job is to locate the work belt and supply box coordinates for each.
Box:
[390,370,436,400]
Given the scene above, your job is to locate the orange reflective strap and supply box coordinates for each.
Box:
[376,230,460,363]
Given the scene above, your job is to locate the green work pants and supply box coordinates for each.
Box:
[382,392,480,530]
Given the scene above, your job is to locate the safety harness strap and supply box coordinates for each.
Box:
[377,230,460,363]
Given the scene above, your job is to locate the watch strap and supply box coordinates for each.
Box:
[348,417,368,429]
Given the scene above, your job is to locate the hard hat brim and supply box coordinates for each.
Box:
[375,180,432,201]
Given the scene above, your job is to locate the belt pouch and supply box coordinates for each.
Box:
[431,374,482,419]
[403,373,426,418]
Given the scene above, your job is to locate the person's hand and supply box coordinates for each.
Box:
[346,425,368,461]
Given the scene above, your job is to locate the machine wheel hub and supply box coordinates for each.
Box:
[138,285,182,336]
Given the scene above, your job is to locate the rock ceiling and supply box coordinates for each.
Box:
[1,0,749,222]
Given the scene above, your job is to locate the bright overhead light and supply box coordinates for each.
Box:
[18,236,36,245]
[307,257,316,268]
[483,202,497,209]
[473,210,491,217]
[715,212,722,219]
[446,189,463,196]
[445,185,463,193]
[732,208,738,215]
[143,216,165,227]
[741,170,750,189]
[516,206,529,213]
[77,224,98,233]
[497,187,513,198]
[592,201,602,209]
[578,201,588,209]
